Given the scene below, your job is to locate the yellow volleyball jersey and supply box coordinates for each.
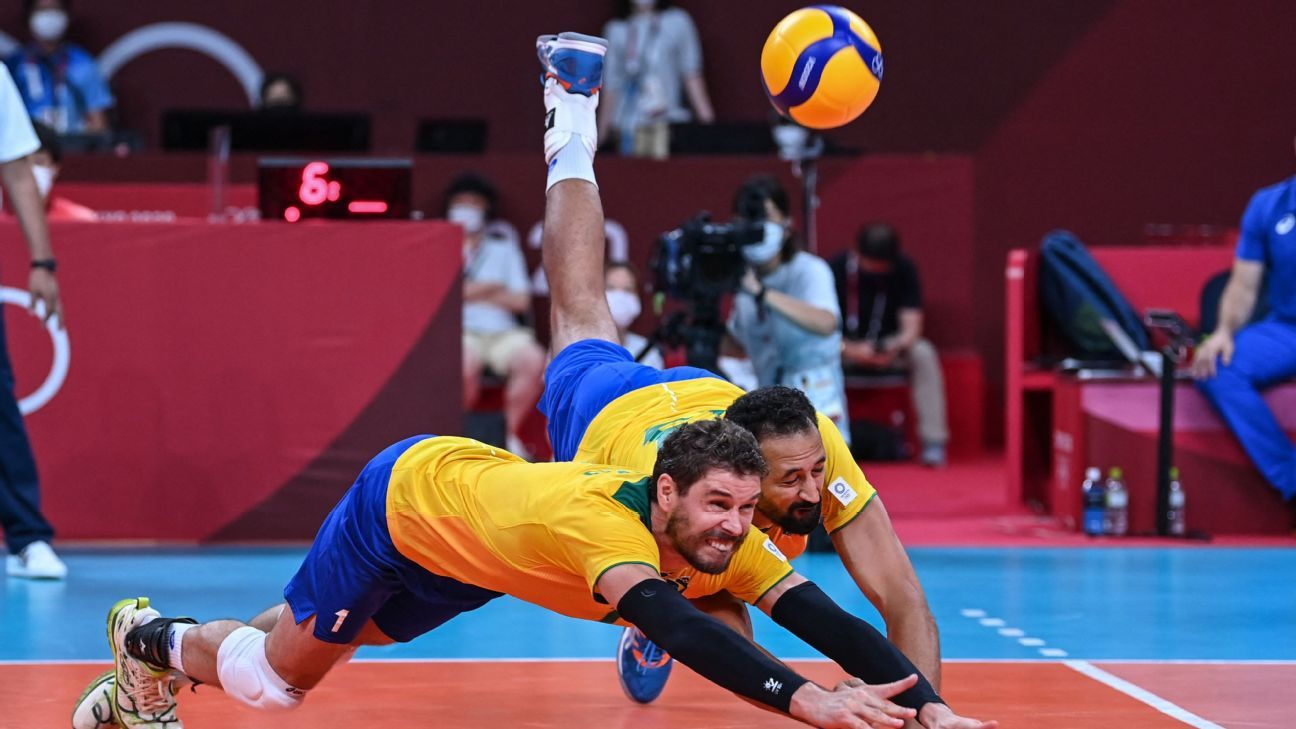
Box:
[572,378,878,559]
[384,437,794,624]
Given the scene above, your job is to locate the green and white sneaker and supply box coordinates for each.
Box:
[72,670,117,729]
[106,598,181,728]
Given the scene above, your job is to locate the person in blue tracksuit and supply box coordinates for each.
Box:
[1193,162,1296,501]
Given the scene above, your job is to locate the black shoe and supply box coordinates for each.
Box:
[125,616,198,671]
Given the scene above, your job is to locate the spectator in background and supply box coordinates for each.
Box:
[5,0,113,134]
[599,0,715,159]
[605,260,663,368]
[1192,155,1296,501]
[29,120,94,221]
[448,172,545,459]
[259,72,302,112]
[725,175,849,442]
[0,65,66,579]
[832,223,949,467]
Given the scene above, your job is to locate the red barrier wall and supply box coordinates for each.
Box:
[1,221,462,540]
[56,154,977,348]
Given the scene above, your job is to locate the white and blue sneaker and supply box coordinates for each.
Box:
[616,626,673,704]
[536,32,607,164]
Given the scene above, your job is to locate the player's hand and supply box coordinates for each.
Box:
[741,268,762,297]
[1190,330,1233,379]
[916,702,999,729]
[789,674,918,729]
[28,268,62,329]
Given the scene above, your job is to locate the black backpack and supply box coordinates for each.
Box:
[1038,230,1150,359]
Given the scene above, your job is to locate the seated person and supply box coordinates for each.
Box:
[831,223,949,467]
[605,259,663,368]
[5,0,113,134]
[1192,163,1296,501]
[448,172,545,459]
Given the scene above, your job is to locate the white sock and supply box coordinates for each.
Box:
[547,140,597,191]
[169,622,195,674]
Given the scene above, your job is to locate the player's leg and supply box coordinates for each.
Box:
[534,36,723,461]
[73,602,294,729]
[537,32,617,354]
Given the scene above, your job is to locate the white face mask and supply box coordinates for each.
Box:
[742,221,787,265]
[447,205,486,235]
[31,164,54,200]
[30,9,68,42]
[606,288,642,329]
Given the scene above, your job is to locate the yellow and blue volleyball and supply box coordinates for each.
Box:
[760,5,884,129]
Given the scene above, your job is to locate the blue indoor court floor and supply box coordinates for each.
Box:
[3,545,1293,727]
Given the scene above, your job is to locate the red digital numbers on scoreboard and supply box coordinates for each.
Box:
[258,157,412,221]
[298,161,342,206]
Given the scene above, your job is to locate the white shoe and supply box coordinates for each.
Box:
[6,540,68,579]
[72,670,119,729]
[107,597,182,728]
[536,32,606,164]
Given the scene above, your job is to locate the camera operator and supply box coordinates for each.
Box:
[725,175,850,442]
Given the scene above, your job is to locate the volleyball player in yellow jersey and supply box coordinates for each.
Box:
[98,419,994,729]
[90,32,995,729]
[533,14,939,716]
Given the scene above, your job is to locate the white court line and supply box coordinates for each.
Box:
[1064,659,1225,729]
[2,657,1293,666]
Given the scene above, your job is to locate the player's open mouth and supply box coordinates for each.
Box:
[705,538,735,553]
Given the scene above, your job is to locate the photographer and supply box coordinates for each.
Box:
[725,175,850,441]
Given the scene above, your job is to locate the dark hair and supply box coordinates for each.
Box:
[857,222,901,263]
[724,386,818,442]
[732,174,798,263]
[442,171,499,220]
[651,419,768,502]
[259,72,303,109]
[31,120,61,163]
[24,0,68,22]
[612,0,671,20]
[732,174,790,220]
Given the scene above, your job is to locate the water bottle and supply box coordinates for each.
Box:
[1081,467,1106,536]
[1104,467,1129,537]
[1166,466,1186,536]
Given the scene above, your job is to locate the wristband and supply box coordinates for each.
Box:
[30,259,56,273]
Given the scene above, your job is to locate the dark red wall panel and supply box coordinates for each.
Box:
[1,221,461,540]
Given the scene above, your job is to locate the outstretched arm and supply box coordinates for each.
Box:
[758,575,997,729]
[598,564,917,729]
[832,499,941,689]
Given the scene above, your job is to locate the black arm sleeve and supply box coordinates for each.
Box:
[770,580,943,711]
[617,578,808,714]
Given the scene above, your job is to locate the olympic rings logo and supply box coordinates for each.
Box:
[0,287,70,415]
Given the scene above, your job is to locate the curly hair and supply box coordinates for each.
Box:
[723,386,818,442]
[651,419,767,502]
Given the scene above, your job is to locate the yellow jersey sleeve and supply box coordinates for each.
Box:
[546,477,662,596]
[817,412,878,534]
[718,526,797,605]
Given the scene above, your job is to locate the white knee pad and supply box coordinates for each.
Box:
[216,626,306,712]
